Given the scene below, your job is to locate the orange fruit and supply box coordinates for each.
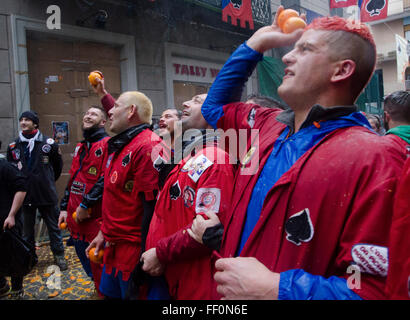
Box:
[59,222,67,230]
[88,71,103,86]
[89,248,104,264]
[282,17,307,34]
[72,211,77,223]
[277,9,299,31]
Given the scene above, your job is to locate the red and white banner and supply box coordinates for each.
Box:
[360,0,388,22]
[329,0,358,9]
[222,0,254,30]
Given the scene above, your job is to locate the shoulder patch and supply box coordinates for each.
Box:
[9,142,16,149]
[195,188,221,214]
[351,244,388,277]
[46,138,55,145]
[187,154,213,183]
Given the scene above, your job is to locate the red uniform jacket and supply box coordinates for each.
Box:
[215,102,406,300]
[146,145,235,299]
[101,126,163,280]
[386,156,410,299]
[65,136,109,242]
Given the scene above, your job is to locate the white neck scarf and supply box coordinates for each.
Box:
[19,130,40,155]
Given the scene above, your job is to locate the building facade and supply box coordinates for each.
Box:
[0,0,270,198]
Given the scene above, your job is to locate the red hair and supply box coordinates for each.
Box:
[306,16,376,48]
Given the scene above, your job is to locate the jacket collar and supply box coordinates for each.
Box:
[108,123,150,154]
[17,130,43,144]
[276,104,358,133]
[82,127,108,143]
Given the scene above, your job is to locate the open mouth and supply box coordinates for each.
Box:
[284,68,295,79]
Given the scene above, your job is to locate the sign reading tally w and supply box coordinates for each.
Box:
[172,57,222,83]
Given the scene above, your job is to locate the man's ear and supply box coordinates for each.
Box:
[128,104,141,122]
[384,111,391,123]
[331,59,356,83]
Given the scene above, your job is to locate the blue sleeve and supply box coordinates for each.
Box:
[278,269,363,300]
[201,42,263,129]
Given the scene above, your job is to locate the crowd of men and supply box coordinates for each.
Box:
[1,7,409,300]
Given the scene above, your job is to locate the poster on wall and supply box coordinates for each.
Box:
[396,34,410,83]
[52,121,69,145]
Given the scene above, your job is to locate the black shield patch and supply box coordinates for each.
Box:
[122,152,131,167]
[285,208,314,246]
[169,181,181,200]
[366,0,386,16]
[95,147,103,157]
[231,0,242,9]
[153,155,166,172]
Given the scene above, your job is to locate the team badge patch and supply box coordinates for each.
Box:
[106,154,113,168]
[42,156,49,164]
[241,146,256,169]
[247,108,256,129]
[195,188,221,214]
[169,181,181,200]
[124,180,134,192]
[183,186,195,208]
[71,181,86,195]
[351,244,388,277]
[181,157,194,173]
[285,208,314,246]
[46,138,55,145]
[12,149,20,161]
[110,171,118,184]
[122,152,132,167]
[88,166,97,176]
[42,144,51,153]
[74,146,80,157]
[95,148,103,158]
[153,155,166,172]
[188,154,213,183]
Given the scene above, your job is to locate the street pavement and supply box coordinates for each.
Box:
[0,237,101,300]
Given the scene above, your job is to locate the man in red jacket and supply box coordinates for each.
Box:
[141,94,235,300]
[58,104,109,297]
[382,90,410,153]
[85,90,165,299]
[386,157,410,299]
[200,8,406,300]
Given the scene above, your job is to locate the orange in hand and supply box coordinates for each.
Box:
[72,211,77,223]
[282,17,307,34]
[89,248,104,264]
[59,222,67,230]
[277,9,299,31]
[88,71,103,86]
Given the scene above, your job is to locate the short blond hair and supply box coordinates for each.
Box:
[120,91,153,125]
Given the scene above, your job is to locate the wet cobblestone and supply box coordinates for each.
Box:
[1,238,101,300]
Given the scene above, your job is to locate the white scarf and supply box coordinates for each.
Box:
[19,130,40,155]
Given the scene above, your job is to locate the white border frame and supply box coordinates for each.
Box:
[10,15,137,120]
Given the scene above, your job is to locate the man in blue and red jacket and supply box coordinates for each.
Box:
[199,9,406,300]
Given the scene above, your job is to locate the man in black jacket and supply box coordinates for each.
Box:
[7,111,67,270]
[0,140,27,299]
